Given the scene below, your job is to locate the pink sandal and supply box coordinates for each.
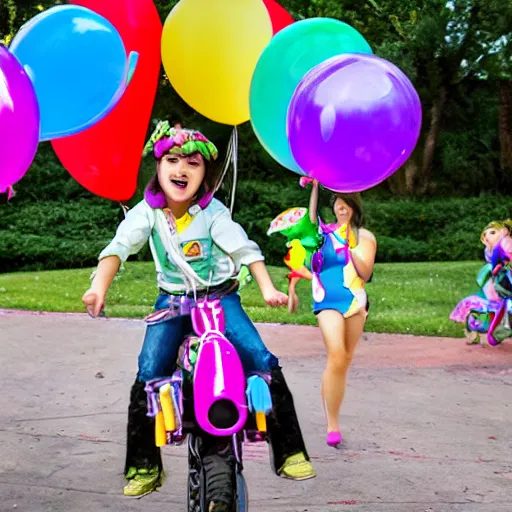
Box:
[326,431,343,448]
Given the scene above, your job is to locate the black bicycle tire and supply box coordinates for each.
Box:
[187,435,206,512]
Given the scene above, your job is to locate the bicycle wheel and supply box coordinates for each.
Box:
[187,435,206,512]
[233,432,248,512]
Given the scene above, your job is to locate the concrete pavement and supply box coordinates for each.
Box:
[1,310,511,512]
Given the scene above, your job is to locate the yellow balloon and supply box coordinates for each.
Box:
[161,0,272,125]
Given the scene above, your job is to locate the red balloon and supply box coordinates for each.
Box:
[52,0,162,202]
[262,0,294,35]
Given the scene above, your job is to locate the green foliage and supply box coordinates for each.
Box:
[0,199,121,271]
[1,0,510,276]
[0,143,96,204]
[1,0,510,197]
[232,182,512,265]
[2,168,511,273]
[362,196,512,261]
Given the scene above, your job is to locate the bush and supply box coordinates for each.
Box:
[2,179,511,272]
[0,200,122,271]
[234,182,512,265]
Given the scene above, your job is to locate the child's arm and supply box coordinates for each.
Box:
[248,261,288,307]
[211,205,287,307]
[82,201,152,317]
[500,235,512,257]
[82,256,121,317]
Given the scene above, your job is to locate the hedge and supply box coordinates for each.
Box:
[1,182,511,272]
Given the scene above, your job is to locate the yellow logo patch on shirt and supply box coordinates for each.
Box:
[183,240,203,258]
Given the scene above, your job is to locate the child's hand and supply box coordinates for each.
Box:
[82,289,105,318]
[263,287,288,307]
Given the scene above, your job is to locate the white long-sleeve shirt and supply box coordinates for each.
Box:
[99,199,264,294]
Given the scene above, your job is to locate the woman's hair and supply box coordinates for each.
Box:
[149,151,221,202]
[330,193,365,228]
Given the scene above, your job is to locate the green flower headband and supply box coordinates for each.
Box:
[142,120,218,161]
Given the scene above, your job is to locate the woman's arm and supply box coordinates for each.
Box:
[349,228,377,282]
[309,179,319,225]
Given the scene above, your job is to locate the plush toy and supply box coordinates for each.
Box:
[267,206,322,312]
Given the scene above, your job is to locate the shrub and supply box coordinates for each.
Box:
[2,179,511,272]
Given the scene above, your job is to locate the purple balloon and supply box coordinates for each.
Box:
[287,53,422,192]
[0,46,40,194]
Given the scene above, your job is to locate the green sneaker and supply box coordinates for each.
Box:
[123,467,162,497]
[278,452,316,481]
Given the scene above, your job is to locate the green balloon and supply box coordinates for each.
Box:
[250,18,372,174]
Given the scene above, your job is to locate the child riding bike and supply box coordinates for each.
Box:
[82,122,316,510]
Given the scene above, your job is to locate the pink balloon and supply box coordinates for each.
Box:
[0,46,40,195]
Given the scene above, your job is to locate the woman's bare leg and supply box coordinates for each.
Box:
[317,310,346,433]
[344,309,366,363]
[317,309,366,433]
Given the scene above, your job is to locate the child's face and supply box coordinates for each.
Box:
[157,152,206,205]
[333,198,353,226]
[482,227,508,249]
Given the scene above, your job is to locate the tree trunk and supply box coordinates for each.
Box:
[387,166,408,195]
[499,79,512,171]
[405,157,420,195]
[386,129,425,196]
[416,85,448,195]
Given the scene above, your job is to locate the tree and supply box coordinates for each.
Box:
[281,0,511,195]
[0,0,61,45]
[2,0,510,198]
[499,78,512,171]
[483,37,512,172]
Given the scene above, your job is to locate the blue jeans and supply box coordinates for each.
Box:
[137,292,279,381]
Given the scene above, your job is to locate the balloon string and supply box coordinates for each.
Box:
[120,203,129,218]
[215,130,234,192]
[7,186,15,201]
[214,127,239,214]
[229,126,239,215]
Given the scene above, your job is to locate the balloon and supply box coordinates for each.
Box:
[0,46,40,194]
[9,5,137,141]
[262,0,294,35]
[287,54,422,192]
[52,0,162,202]
[162,0,273,126]
[250,18,372,173]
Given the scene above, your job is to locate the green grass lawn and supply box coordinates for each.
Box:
[0,261,482,337]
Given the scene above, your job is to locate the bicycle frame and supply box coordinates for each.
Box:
[145,296,272,447]
[192,298,248,436]
[144,296,271,511]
